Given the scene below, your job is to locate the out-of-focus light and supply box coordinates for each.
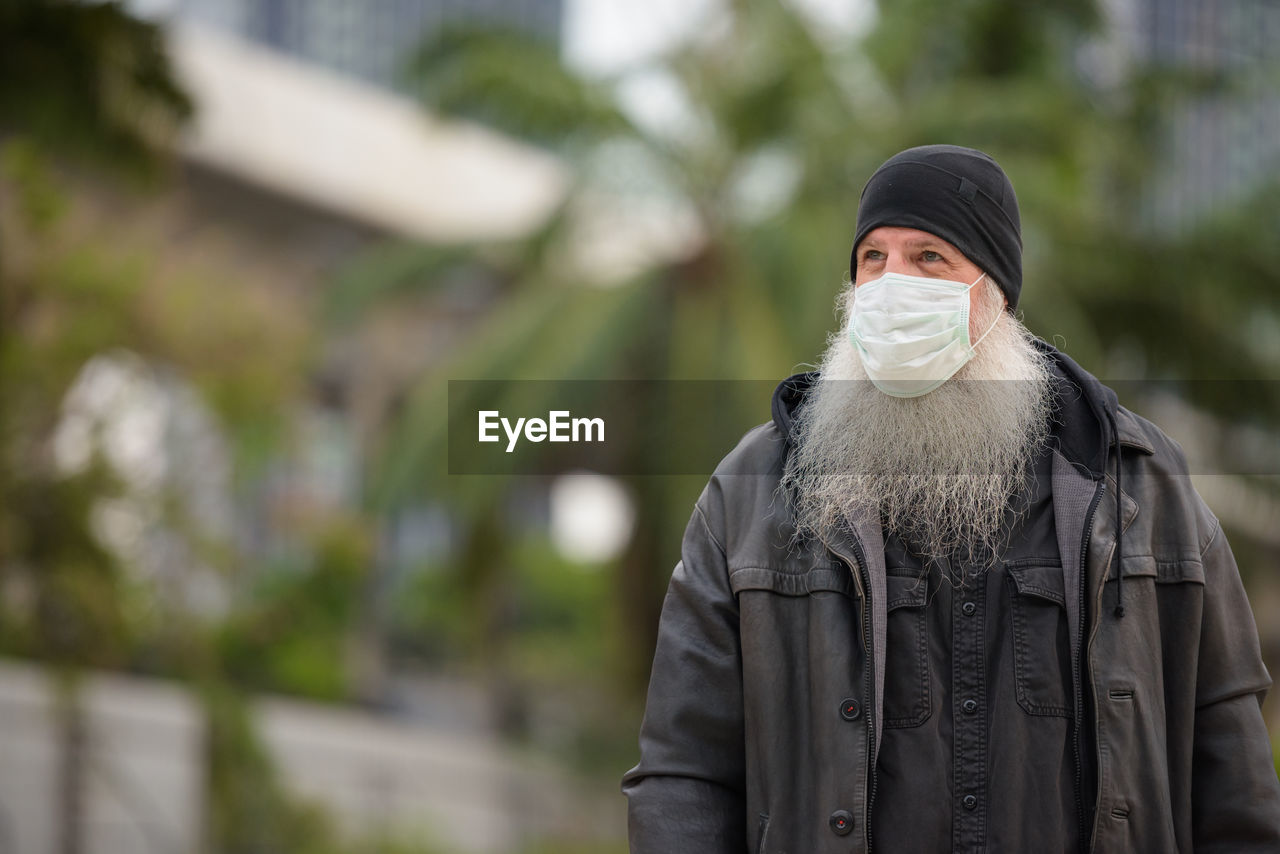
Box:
[549,472,635,566]
[564,0,724,77]
[54,352,168,491]
[564,0,873,78]
[50,351,233,616]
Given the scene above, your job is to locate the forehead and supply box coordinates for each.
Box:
[857,226,963,253]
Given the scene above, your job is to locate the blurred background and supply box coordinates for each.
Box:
[1,0,1278,851]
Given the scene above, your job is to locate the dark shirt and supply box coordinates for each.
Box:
[870,441,1081,853]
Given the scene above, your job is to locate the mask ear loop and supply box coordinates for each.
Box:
[965,273,1002,351]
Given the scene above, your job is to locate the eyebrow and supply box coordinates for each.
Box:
[859,236,954,252]
[903,237,952,250]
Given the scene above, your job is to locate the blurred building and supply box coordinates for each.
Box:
[113,0,569,571]
[1107,0,1280,228]
[174,0,561,94]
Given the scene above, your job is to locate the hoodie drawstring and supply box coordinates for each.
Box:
[1111,418,1125,619]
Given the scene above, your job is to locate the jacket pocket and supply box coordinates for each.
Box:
[729,565,856,598]
[1007,563,1072,717]
[883,570,931,728]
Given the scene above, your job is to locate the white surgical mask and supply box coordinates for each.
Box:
[849,271,999,398]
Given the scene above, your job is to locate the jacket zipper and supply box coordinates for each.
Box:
[1075,481,1105,854]
[834,543,876,853]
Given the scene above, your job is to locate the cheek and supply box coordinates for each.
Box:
[967,282,1004,340]
[844,287,860,317]
[855,256,890,283]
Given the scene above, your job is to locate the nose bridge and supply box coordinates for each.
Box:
[883,245,913,275]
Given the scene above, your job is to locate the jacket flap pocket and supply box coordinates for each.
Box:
[885,572,928,611]
[729,566,855,597]
[1115,554,1204,585]
[1007,563,1066,606]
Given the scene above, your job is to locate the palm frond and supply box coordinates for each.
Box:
[404,24,636,151]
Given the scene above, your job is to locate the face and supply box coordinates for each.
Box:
[853,226,1004,339]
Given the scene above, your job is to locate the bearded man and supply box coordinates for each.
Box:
[620,145,1280,853]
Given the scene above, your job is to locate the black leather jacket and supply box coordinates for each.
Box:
[621,343,1280,853]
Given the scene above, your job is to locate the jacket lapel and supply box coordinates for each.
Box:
[1052,451,1098,675]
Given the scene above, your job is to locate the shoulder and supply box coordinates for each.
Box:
[1113,404,1221,557]
[711,421,788,478]
[1114,405,1190,474]
[691,420,795,559]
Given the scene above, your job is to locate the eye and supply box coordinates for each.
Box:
[922,250,944,262]
[861,249,885,262]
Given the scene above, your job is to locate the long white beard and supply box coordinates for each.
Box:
[781,283,1055,577]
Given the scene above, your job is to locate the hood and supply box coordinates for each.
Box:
[770,339,1118,481]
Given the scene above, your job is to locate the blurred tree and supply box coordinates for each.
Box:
[0,5,191,851]
[0,0,195,647]
[0,0,192,172]
[332,0,1280,709]
[216,515,374,702]
[0,4,371,853]
[337,1,873,701]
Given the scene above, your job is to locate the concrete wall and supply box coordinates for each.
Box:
[0,661,203,854]
[0,660,623,854]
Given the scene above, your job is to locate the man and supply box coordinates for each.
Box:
[620,144,1280,853]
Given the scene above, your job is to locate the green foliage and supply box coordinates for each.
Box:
[503,537,617,682]
[204,675,509,853]
[0,143,314,662]
[866,0,1099,91]
[390,559,472,665]
[0,8,383,850]
[391,530,644,778]
[217,518,374,701]
[202,681,346,854]
[325,241,498,329]
[406,26,633,150]
[396,535,617,677]
[0,464,138,669]
[1,139,68,229]
[0,147,144,672]
[0,0,193,176]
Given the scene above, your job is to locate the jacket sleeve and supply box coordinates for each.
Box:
[621,490,747,853]
[1190,519,1280,852]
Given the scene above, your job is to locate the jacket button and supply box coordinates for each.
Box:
[839,698,861,720]
[962,698,978,714]
[829,809,855,836]
[963,794,978,810]
[962,601,977,616]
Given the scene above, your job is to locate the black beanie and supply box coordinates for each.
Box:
[850,144,1023,310]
